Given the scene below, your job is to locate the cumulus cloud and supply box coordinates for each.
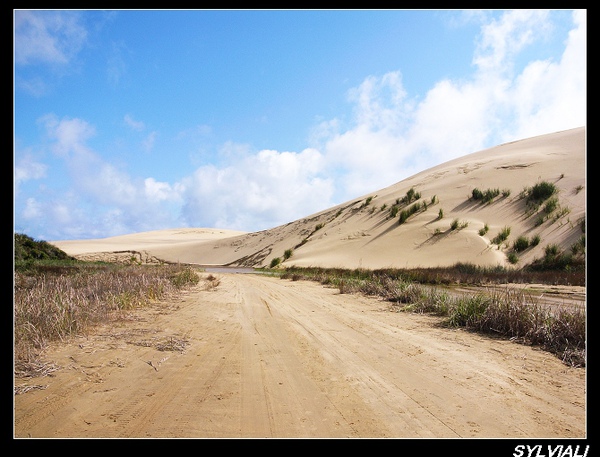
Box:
[22,197,42,220]
[315,72,494,200]
[144,177,181,203]
[179,147,333,231]
[20,193,88,240]
[505,9,586,140]
[473,10,552,74]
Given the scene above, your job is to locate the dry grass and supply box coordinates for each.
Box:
[14,263,201,375]
[204,274,221,290]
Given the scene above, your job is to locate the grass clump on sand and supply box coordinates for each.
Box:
[270,257,282,268]
[492,226,511,245]
[526,181,557,202]
[398,201,424,225]
[450,218,468,231]
[471,187,500,204]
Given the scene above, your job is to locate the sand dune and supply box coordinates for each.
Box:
[52,127,586,270]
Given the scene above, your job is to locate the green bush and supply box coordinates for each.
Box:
[170,267,200,288]
[528,181,557,202]
[399,209,410,225]
[544,197,558,214]
[270,257,282,268]
[571,235,585,256]
[402,188,420,204]
[447,295,490,327]
[472,187,500,203]
[14,233,75,264]
[545,244,560,257]
[492,226,511,245]
[398,201,422,225]
[513,236,530,252]
[449,219,468,231]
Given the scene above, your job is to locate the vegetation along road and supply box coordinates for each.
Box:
[14,271,585,438]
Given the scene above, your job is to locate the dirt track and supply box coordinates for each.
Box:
[14,272,586,438]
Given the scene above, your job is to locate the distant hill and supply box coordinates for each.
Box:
[14,233,76,263]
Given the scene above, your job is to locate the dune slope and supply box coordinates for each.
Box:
[53,127,585,270]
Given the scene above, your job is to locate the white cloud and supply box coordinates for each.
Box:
[473,10,551,74]
[123,115,157,152]
[50,202,74,226]
[179,147,333,231]
[14,154,47,192]
[144,177,181,203]
[317,72,493,200]
[14,10,87,66]
[39,116,144,206]
[40,114,97,157]
[22,197,42,219]
[124,114,145,131]
[107,41,128,87]
[18,193,85,240]
[347,71,409,131]
[142,131,158,152]
[15,75,48,97]
[506,9,586,140]
[406,78,492,160]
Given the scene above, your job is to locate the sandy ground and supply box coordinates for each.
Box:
[14,271,586,439]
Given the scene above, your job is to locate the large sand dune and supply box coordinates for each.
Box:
[52,127,586,270]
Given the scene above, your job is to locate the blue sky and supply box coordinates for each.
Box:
[14,9,586,241]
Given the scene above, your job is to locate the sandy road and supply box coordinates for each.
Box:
[14,272,586,438]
